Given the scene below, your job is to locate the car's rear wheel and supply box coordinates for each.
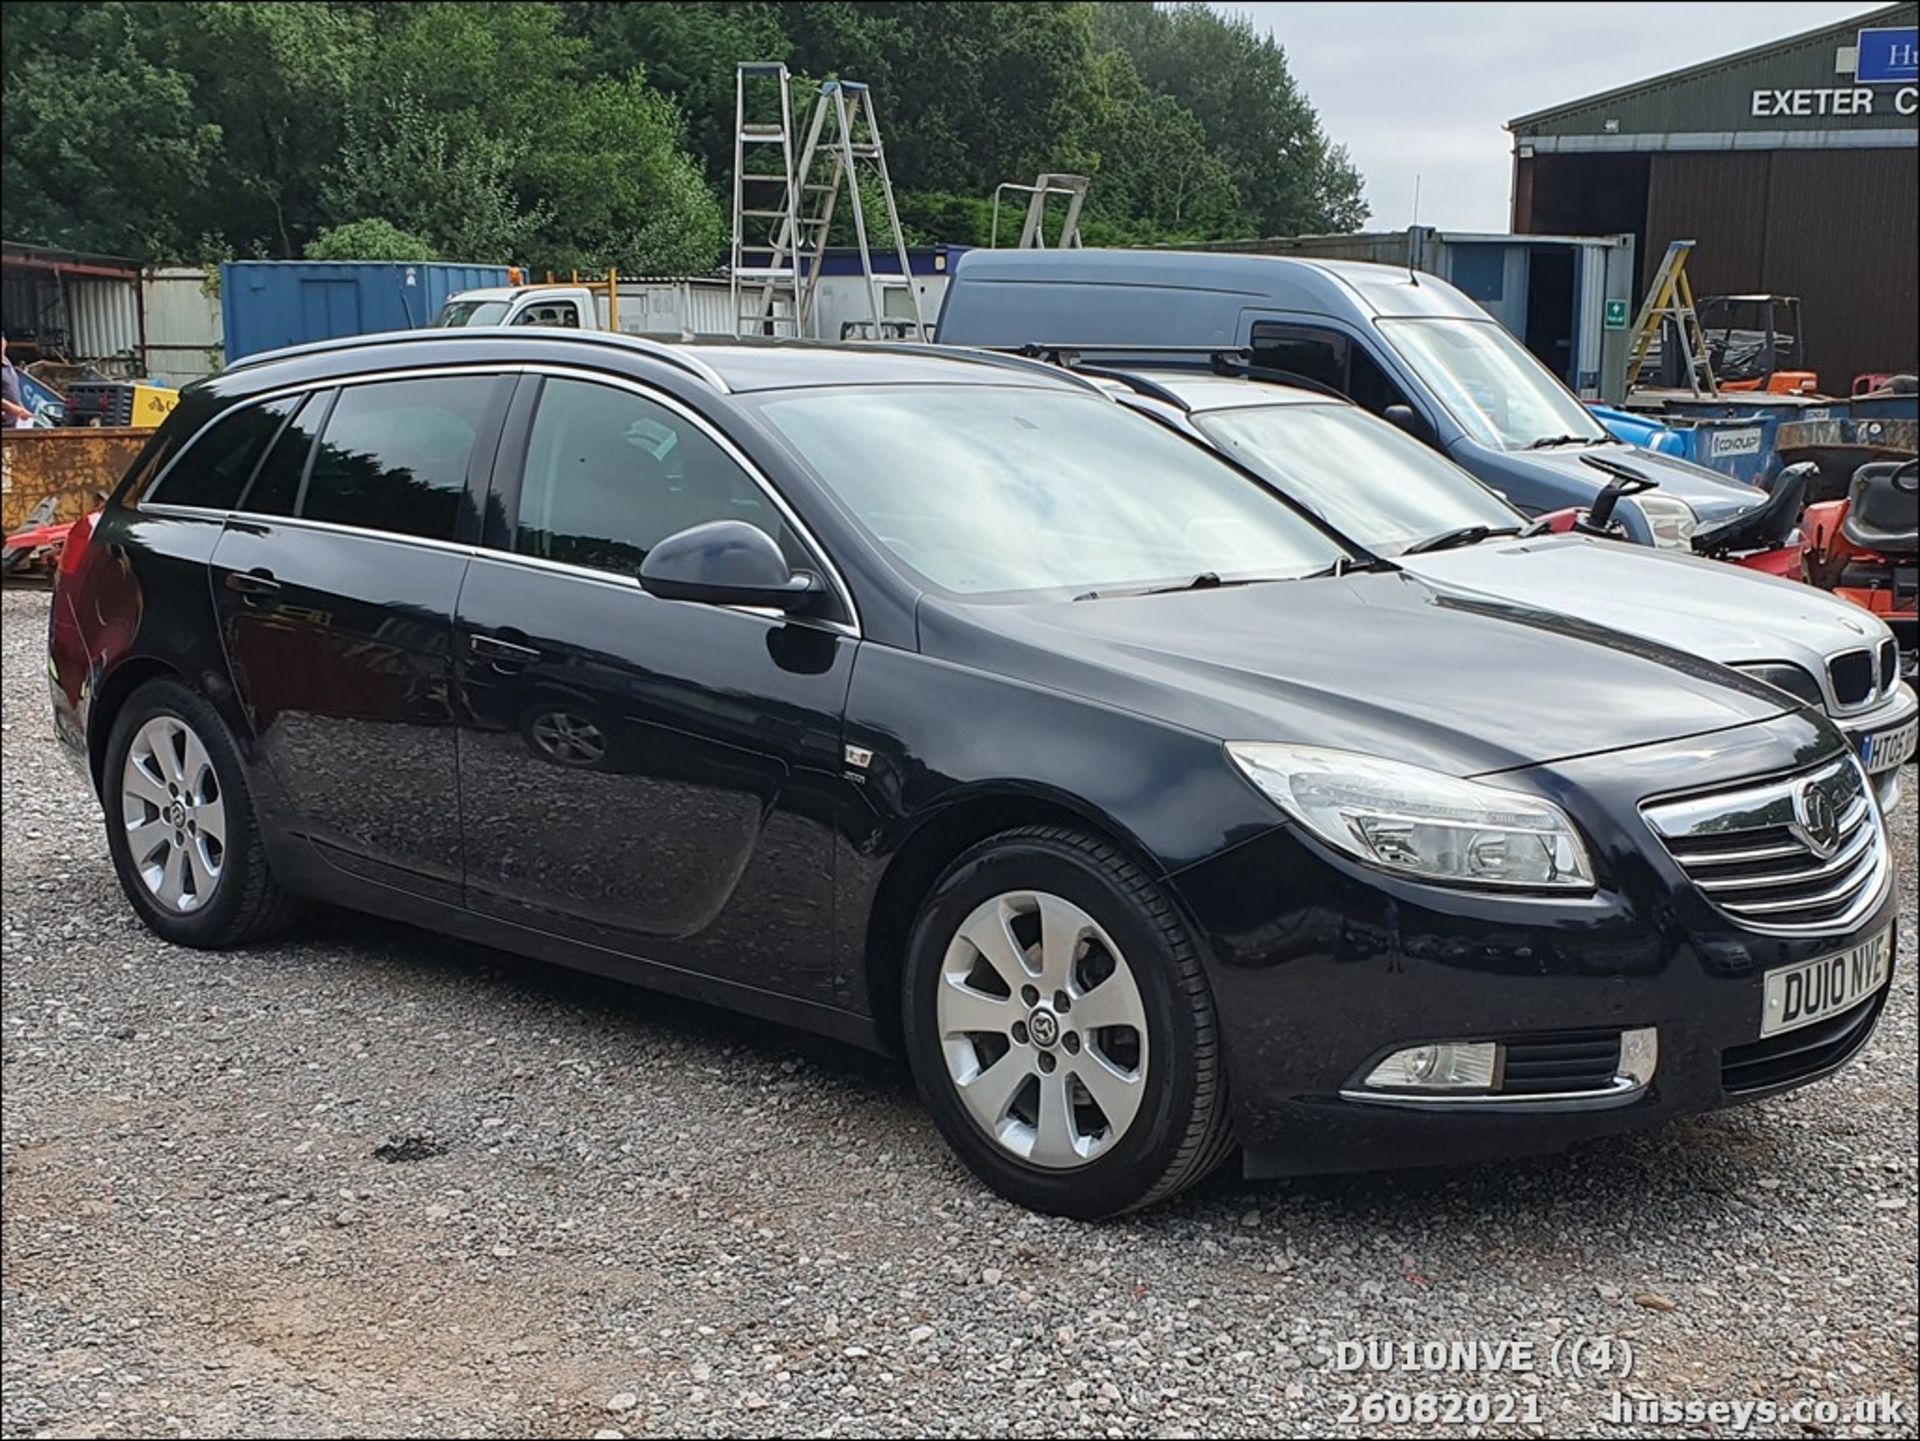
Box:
[103,678,300,947]
[903,825,1234,1218]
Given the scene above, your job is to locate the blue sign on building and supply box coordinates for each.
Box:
[1856,26,1918,84]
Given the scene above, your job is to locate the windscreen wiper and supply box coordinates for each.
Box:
[1301,555,1397,581]
[1525,434,1608,449]
[1401,524,1524,555]
[1075,572,1222,601]
[1075,571,1315,601]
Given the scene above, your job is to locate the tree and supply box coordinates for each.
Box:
[0,2,221,258]
[566,1,790,182]
[323,91,549,264]
[1094,3,1367,235]
[161,0,371,258]
[349,2,723,272]
[304,219,438,262]
[1,1,1368,266]
[1073,47,1243,239]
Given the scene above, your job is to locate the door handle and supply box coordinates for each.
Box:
[470,633,542,667]
[225,568,281,598]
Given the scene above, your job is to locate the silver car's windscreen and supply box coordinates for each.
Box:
[757,385,1349,597]
[1196,403,1523,553]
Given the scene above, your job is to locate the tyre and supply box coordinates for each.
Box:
[903,825,1234,1218]
[102,677,301,947]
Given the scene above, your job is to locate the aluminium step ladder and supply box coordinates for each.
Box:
[990,173,1090,249]
[1625,239,1718,396]
[732,68,922,340]
[730,62,805,337]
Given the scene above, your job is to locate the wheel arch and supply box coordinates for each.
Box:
[87,656,182,792]
[860,788,1171,1055]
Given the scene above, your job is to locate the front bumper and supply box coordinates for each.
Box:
[1833,681,1917,807]
[1169,716,1901,1177]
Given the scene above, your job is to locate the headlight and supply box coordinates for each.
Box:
[1633,492,1698,549]
[1731,661,1824,708]
[1225,743,1595,890]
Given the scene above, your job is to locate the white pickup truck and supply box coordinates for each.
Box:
[433,285,613,331]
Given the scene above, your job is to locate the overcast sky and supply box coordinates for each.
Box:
[1215,2,1881,232]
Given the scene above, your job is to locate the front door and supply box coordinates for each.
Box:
[209,372,511,902]
[453,372,857,1003]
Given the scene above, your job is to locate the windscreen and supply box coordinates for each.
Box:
[1195,403,1522,553]
[757,385,1348,597]
[1379,318,1608,451]
[434,299,511,327]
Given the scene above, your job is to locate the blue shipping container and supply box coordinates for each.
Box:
[220,261,512,363]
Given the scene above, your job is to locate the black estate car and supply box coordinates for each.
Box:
[50,330,1898,1218]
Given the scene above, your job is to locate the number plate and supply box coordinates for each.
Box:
[1761,929,1892,1038]
[1860,714,1917,774]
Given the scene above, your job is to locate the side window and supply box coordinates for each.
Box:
[1249,323,1348,392]
[512,377,784,578]
[239,391,329,516]
[513,301,582,329]
[301,377,495,540]
[1348,347,1415,418]
[148,396,297,509]
[1250,321,1416,419]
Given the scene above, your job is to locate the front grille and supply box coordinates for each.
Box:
[1721,990,1884,1094]
[1644,758,1890,936]
[1828,649,1875,707]
[1500,1031,1622,1095]
[1880,638,1899,694]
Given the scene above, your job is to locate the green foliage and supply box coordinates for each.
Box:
[304,218,438,262]
[324,90,549,264]
[1,1,1368,270]
[1093,2,1367,235]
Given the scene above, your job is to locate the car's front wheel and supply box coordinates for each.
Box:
[903,825,1234,1218]
[102,678,300,947]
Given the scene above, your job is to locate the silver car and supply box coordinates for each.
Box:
[1092,369,1917,804]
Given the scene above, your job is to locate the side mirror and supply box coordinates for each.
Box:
[1576,474,1657,538]
[640,520,825,614]
[1383,404,1433,445]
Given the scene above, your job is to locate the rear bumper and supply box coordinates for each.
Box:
[1168,720,1900,1177]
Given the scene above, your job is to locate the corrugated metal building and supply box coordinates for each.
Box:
[1,242,147,375]
[1508,3,1917,391]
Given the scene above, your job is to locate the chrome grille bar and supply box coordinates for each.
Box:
[1642,757,1891,936]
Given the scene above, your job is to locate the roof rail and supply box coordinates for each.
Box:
[1010,343,1351,403]
[1066,366,1194,410]
[223,326,733,393]
[851,341,1114,395]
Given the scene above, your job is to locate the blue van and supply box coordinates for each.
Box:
[935,249,1769,549]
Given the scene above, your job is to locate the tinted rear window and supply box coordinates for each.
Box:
[302,378,494,540]
[240,391,329,516]
[148,396,297,510]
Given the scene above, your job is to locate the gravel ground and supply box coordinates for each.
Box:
[3,586,1915,1439]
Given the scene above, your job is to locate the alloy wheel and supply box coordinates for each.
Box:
[936,889,1150,1168]
[121,715,226,913]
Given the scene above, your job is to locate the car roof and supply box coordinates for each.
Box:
[217,329,1105,397]
[949,247,1490,322]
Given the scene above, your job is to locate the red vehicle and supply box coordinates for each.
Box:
[1801,460,1919,681]
[0,497,80,577]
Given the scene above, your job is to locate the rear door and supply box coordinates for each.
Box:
[209,371,512,902]
[452,370,857,1003]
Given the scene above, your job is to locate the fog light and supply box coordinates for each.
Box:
[1618,1026,1658,1087]
[1363,1041,1499,1092]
